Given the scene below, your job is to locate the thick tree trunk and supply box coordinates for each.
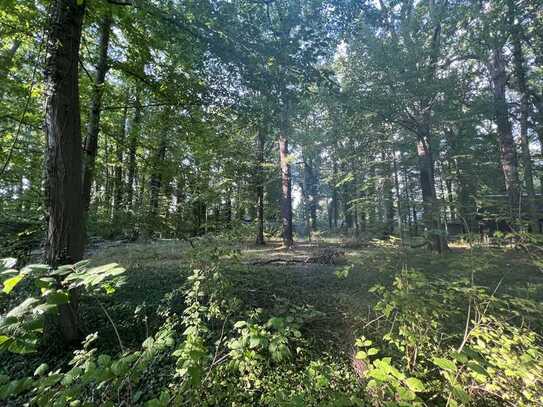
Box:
[256,130,265,244]
[416,129,447,252]
[489,46,520,217]
[43,0,85,343]
[511,17,538,231]
[278,112,293,248]
[82,10,112,212]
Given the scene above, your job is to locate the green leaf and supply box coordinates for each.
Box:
[355,350,367,360]
[46,291,69,305]
[405,377,425,392]
[398,387,416,401]
[433,357,457,372]
[2,274,24,294]
[34,363,49,376]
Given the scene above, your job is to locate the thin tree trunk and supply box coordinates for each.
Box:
[43,0,85,343]
[149,137,167,219]
[279,109,293,248]
[82,10,112,212]
[332,161,338,230]
[126,90,141,210]
[382,151,394,238]
[489,46,520,217]
[113,94,128,213]
[256,130,265,244]
[510,11,538,231]
[392,151,403,239]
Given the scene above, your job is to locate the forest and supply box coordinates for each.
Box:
[1,0,543,405]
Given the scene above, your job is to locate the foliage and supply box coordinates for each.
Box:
[1,258,125,354]
[356,267,543,406]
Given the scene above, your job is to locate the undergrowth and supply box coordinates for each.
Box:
[1,235,542,406]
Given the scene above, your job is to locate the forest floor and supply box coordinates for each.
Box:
[3,236,543,404]
[82,236,543,354]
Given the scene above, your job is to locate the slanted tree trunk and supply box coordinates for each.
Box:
[256,130,265,244]
[82,10,112,212]
[489,46,521,218]
[278,110,293,248]
[43,0,85,343]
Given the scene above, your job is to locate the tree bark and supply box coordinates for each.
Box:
[82,10,112,212]
[279,110,293,248]
[43,0,85,343]
[489,46,520,217]
[416,128,447,252]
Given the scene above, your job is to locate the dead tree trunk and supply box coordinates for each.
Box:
[43,0,85,343]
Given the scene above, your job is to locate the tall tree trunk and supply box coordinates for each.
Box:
[331,161,338,230]
[510,10,538,231]
[43,0,85,343]
[382,151,394,238]
[113,95,128,213]
[126,90,141,210]
[149,138,167,220]
[256,130,265,244]
[278,110,293,248]
[309,155,319,231]
[82,10,112,212]
[489,46,520,218]
[392,151,403,239]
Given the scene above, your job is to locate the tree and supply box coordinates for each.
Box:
[43,0,86,341]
